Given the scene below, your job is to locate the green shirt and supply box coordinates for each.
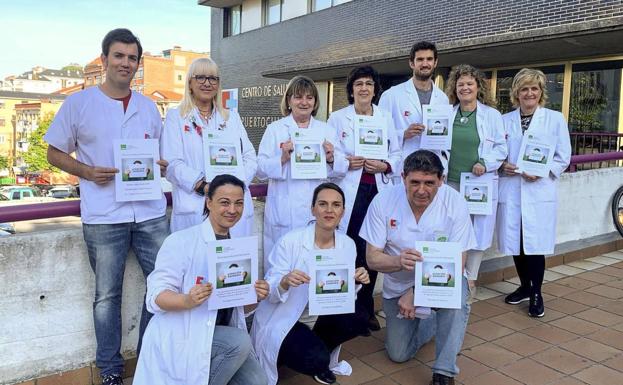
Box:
[448,112,481,183]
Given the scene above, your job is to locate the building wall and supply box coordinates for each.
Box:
[141,56,174,95]
[169,49,209,95]
[241,0,262,32]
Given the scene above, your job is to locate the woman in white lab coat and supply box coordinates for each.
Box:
[443,64,507,297]
[328,66,401,331]
[133,175,269,385]
[497,68,571,318]
[251,183,370,385]
[257,76,348,266]
[162,57,257,236]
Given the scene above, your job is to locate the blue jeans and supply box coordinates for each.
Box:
[82,215,169,377]
[383,277,470,377]
[210,326,268,385]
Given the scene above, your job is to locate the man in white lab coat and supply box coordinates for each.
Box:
[379,41,450,171]
[360,150,476,385]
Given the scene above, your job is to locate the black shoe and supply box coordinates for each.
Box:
[504,287,530,305]
[313,369,336,384]
[368,315,381,331]
[102,374,124,385]
[528,293,545,318]
[430,372,455,385]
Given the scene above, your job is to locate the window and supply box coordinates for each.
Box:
[227,5,242,36]
[0,118,5,127]
[312,0,351,11]
[23,191,31,198]
[136,68,144,79]
[0,102,5,109]
[569,60,622,133]
[12,191,19,200]
[264,0,282,25]
[495,65,564,114]
[0,135,5,143]
[178,74,183,81]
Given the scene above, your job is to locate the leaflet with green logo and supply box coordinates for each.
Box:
[308,248,355,316]
[113,139,161,202]
[414,241,462,309]
[420,104,453,150]
[353,114,388,160]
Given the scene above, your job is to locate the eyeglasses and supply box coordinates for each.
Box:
[353,80,375,88]
[194,75,220,85]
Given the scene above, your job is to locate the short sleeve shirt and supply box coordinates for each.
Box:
[359,184,476,299]
[44,86,165,224]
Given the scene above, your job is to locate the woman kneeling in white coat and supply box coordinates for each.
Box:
[252,183,370,385]
[134,175,269,385]
[498,68,571,318]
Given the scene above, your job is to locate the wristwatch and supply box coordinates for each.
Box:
[195,180,208,196]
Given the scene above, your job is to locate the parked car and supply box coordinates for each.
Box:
[47,186,77,199]
[0,222,16,236]
[0,186,40,200]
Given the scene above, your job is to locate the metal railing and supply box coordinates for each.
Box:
[570,132,623,170]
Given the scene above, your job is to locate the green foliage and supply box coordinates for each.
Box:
[0,155,9,170]
[22,112,58,173]
[61,64,83,72]
[569,72,608,132]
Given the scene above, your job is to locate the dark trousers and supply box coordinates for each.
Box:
[513,227,545,295]
[346,182,379,320]
[277,312,368,376]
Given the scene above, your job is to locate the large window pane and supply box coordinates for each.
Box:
[229,5,241,36]
[266,0,281,25]
[495,65,564,114]
[569,60,622,133]
[313,0,332,11]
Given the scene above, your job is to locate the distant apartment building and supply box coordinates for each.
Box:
[1,66,83,94]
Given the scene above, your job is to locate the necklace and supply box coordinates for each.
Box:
[197,106,212,120]
[458,107,476,124]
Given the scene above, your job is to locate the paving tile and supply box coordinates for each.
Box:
[467,313,482,324]
[595,266,623,278]
[567,260,605,271]
[562,291,611,307]
[484,281,518,294]
[461,370,523,385]
[561,337,620,362]
[466,319,515,341]
[575,271,617,284]
[37,367,92,385]
[498,357,565,385]
[573,364,623,385]
[454,355,491,382]
[520,323,578,345]
[546,297,590,314]
[493,332,552,356]
[549,316,603,335]
[575,307,623,327]
[469,301,507,318]
[461,343,522,368]
[359,350,419,375]
[556,276,599,290]
[550,265,586,276]
[603,251,623,260]
[278,373,323,385]
[361,377,399,385]
[541,282,580,297]
[586,256,621,265]
[413,340,436,364]
[547,377,593,385]
[598,299,623,316]
[371,327,386,343]
[389,362,435,385]
[586,327,623,350]
[602,354,623,373]
[461,332,486,350]
[537,307,567,322]
[489,311,542,331]
[613,322,623,333]
[474,287,502,301]
[544,270,567,282]
[343,335,385,356]
[505,277,522,285]
[336,358,384,385]
[532,346,594,374]
[604,279,623,290]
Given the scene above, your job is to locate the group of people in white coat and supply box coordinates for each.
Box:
[132,38,571,385]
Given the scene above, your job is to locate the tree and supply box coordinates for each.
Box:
[22,112,59,173]
[61,64,83,72]
[0,155,9,170]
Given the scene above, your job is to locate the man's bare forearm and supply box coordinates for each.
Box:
[47,145,89,179]
[366,244,402,273]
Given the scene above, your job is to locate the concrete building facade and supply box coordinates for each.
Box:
[1,67,83,94]
[202,0,623,146]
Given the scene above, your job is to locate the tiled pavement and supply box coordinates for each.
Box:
[127,250,623,385]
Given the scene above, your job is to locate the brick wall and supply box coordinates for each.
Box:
[209,0,623,146]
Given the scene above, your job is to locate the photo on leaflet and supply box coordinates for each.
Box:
[315,268,348,294]
[464,184,488,203]
[426,119,449,136]
[209,145,238,166]
[122,158,154,181]
[295,144,321,163]
[358,128,383,145]
[422,262,455,287]
[216,259,252,288]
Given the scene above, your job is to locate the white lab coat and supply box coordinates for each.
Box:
[162,107,257,236]
[251,225,356,385]
[133,219,248,385]
[446,102,507,250]
[378,78,450,175]
[497,107,571,255]
[257,114,348,265]
[327,104,401,230]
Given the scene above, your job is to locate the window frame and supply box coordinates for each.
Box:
[263,0,283,26]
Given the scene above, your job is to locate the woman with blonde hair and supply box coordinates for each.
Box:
[257,75,347,267]
[444,64,507,298]
[497,68,571,317]
[162,57,257,235]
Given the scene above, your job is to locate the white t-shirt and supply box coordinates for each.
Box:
[44,86,166,224]
[359,184,476,299]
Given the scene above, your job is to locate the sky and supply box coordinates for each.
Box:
[0,0,212,79]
